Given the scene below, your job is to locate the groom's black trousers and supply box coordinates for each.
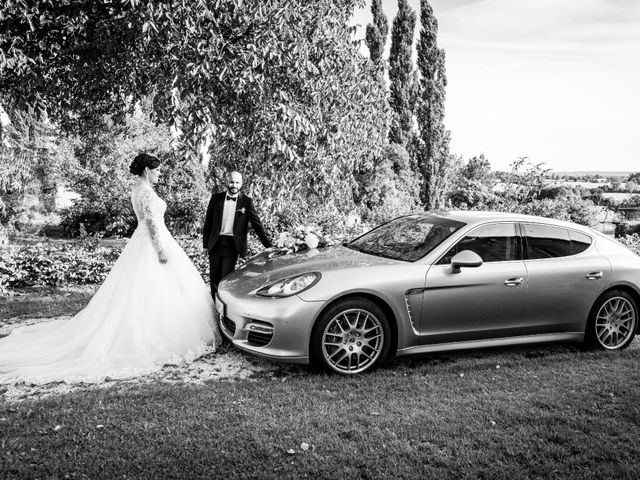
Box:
[209,235,238,299]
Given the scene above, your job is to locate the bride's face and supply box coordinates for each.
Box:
[147,167,161,184]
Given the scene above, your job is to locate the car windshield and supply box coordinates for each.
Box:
[346,214,465,262]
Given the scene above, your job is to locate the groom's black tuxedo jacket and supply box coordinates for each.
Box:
[202,191,272,257]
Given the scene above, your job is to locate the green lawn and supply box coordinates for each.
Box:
[1,288,639,479]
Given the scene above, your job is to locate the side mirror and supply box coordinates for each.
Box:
[450,250,483,273]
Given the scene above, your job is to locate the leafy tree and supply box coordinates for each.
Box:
[448,154,500,210]
[498,157,549,211]
[519,197,604,227]
[359,143,422,224]
[60,101,207,237]
[415,0,451,210]
[627,172,640,184]
[0,104,76,226]
[0,0,390,225]
[388,0,417,147]
[365,0,389,64]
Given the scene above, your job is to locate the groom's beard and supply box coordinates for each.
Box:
[227,187,239,194]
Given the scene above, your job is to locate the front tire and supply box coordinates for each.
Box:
[311,297,391,375]
[586,290,638,350]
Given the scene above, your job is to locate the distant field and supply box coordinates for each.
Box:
[550,171,633,177]
[602,192,634,202]
[551,181,607,189]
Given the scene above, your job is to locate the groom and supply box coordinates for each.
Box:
[202,171,273,299]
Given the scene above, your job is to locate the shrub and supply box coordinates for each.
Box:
[618,234,640,256]
[0,240,118,289]
[59,195,136,238]
[615,222,640,238]
[0,236,211,291]
[0,218,373,291]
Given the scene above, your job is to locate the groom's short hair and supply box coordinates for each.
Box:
[227,171,242,181]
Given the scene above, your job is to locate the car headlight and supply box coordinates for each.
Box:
[256,272,321,297]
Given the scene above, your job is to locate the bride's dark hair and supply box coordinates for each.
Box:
[129,153,161,176]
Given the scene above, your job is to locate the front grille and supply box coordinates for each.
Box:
[221,316,236,336]
[247,330,273,347]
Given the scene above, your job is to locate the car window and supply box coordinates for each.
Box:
[569,230,592,255]
[346,214,465,262]
[524,224,575,259]
[438,223,522,264]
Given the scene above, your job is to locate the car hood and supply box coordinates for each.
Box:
[220,246,399,295]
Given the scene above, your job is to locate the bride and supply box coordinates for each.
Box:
[0,153,219,384]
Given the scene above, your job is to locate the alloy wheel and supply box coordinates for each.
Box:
[321,308,384,374]
[595,296,637,349]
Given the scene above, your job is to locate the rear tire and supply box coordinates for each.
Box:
[310,297,390,375]
[586,290,638,350]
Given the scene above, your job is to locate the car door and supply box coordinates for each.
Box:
[520,223,611,334]
[420,222,527,344]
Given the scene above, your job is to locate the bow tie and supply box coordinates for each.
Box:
[225,195,237,202]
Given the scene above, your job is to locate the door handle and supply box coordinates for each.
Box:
[586,271,603,280]
[504,277,524,287]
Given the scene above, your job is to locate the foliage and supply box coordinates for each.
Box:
[497,157,549,211]
[492,158,603,226]
[359,143,422,224]
[0,210,372,289]
[0,236,210,289]
[448,154,501,210]
[518,198,603,227]
[617,234,640,255]
[617,195,640,221]
[388,0,417,147]
[615,223,640,238]
[415,0,451,209]
[627,172,640,184]
[59,102,207,237]
[0,106,77,227]
[59,195,137,238]
[157,155,209,236]
[365,0,388,64]
[0,240,122,289]
[0,0,390,224]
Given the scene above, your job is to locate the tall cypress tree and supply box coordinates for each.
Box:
[388,0,417,147]
[365,0,388,63]
[415,0,450,209]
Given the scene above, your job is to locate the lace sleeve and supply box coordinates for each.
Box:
[138,187,164,253]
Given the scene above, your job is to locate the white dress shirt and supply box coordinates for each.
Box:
[220,195,237,236]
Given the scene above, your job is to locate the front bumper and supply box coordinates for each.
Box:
[215,291,324,364]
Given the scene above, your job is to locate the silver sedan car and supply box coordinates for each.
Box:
[215,211,639,374]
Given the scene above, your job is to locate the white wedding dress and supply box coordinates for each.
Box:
[0,182,218,385]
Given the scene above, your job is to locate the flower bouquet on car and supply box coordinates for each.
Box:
[239,225,338,266]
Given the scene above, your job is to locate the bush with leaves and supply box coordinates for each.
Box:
[60,104,208,237]
[448,154,501,210]
[2,1,391,230]
[0,240,123,289]
[0,236,211,290]
[359,143,422,224]
[157,156,209,236]
[518,197,605,227]
[617,234,640,256]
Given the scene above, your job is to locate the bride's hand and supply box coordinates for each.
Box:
[158,250,168,264]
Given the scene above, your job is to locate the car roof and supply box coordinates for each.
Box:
[418,210,596,233]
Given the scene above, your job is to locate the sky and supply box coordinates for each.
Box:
[351,0,640,172]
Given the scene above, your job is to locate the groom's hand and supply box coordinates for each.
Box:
[158,250,168,264]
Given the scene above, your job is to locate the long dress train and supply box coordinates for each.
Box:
[0,182,218,384]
